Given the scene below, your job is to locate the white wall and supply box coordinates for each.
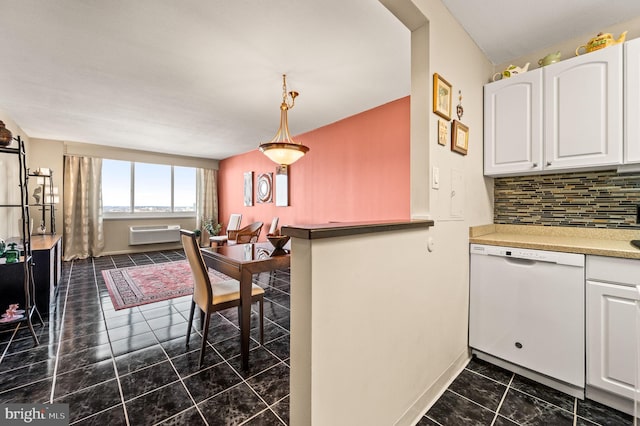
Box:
[289,0,494,424]
[386,0,494,421]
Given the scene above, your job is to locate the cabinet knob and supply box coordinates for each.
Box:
[532,163,538,168]
[515,342,523,349]
[546,161,552,166]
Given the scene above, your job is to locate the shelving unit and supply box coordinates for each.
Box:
[0,135,43,344]
[28,170,57,235]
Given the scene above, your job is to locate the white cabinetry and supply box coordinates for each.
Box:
[586,255,640,414]
[544,45,622,170]
[625,38,640,164]
[484,45,623,176]
[484,69,542,175]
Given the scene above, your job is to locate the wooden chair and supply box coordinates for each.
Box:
[210,213,242,247]
[181,229,264,367]
[267,217,279,235]
[231,221,263,244]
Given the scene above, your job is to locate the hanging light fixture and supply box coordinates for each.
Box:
[259,74,309,165]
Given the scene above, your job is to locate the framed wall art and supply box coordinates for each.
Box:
[257,172,273,203]
[275,165,288,207]
[451,120,469,155]
[438,119,448,146]
[433,73,452,120]
[243,171,253,206]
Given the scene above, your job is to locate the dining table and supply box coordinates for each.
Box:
[200,242,290,370]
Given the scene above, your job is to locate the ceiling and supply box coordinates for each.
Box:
[440,0,640,65]
[0,1,638,160]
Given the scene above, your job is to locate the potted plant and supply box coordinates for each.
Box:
[202,217,222,237]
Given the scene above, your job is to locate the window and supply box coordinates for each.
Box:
[102,159,196,216]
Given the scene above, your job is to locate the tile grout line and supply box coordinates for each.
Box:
[489,373,514,426]
[93,256,132,426]
[48,258,75,404]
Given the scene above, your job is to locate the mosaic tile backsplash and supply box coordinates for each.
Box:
[494,170,640,229]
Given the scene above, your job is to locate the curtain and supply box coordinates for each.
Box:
[196,168,218,246]
[63,156,104,259]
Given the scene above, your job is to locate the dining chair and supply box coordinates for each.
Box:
[210,213,242,247]
[231,221,264,244]
[267,217,279,235]
[181,229,264,367]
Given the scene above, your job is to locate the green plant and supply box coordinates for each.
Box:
[202,218,222,236]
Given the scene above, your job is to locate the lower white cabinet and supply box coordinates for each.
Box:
[586,256,640,404]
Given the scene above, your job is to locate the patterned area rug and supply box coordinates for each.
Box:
[102,260,232,310]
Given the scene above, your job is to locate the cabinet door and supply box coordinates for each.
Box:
[484,69,543,176]
[625,38,640,164]
[587,280,639,398]
[544,45,623,170]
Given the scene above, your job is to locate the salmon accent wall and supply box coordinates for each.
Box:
[217,97,410,235]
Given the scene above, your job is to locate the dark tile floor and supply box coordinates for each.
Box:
[418,357,635,426]
[0,250,291,425]
[1,250,635,425]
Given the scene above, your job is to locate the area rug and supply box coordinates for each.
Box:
[102,260,232,310]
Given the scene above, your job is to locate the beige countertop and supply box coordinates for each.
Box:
[469,224,640,259]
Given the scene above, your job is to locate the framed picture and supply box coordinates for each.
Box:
[243,171,253,206]
[433,73,452,120]
[257,173,273,203]
[451,120,469,155]
[438,119,448,146]
[275,165,289,207]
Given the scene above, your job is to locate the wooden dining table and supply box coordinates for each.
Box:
[200,242,290,370]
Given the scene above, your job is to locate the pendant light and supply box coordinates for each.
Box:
[259,74,309,165]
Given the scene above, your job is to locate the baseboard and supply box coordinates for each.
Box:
[394,348,470,426]
[586,386,637,417]
[99,244,183,257]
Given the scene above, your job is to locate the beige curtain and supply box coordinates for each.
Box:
[196,168,218,246]
[63,156,104,259]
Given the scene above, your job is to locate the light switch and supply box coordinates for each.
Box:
[432,167,440,189]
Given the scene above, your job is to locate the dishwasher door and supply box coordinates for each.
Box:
[469,244,585,387]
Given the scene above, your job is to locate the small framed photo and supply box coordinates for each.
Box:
[438,119,448,146]
[451,120,469,155]
[433,73,452,120]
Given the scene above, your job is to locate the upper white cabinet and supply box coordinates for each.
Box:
[484,44,623,176]
[544,45,622,171]
[484,69,543,176]
[625,38,640,164]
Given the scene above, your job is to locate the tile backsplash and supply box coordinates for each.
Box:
[494,170,640,229]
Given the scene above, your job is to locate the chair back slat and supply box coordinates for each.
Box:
[180,230,212,311]
[268,217,279,235]
[235,222,263,244]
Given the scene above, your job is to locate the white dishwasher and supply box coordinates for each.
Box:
[469,244,585,394]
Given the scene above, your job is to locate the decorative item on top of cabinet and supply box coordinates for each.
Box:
[538,51,561,67]
[433,73,452,120]
[492,62,530,82]
[575,31,627,56]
